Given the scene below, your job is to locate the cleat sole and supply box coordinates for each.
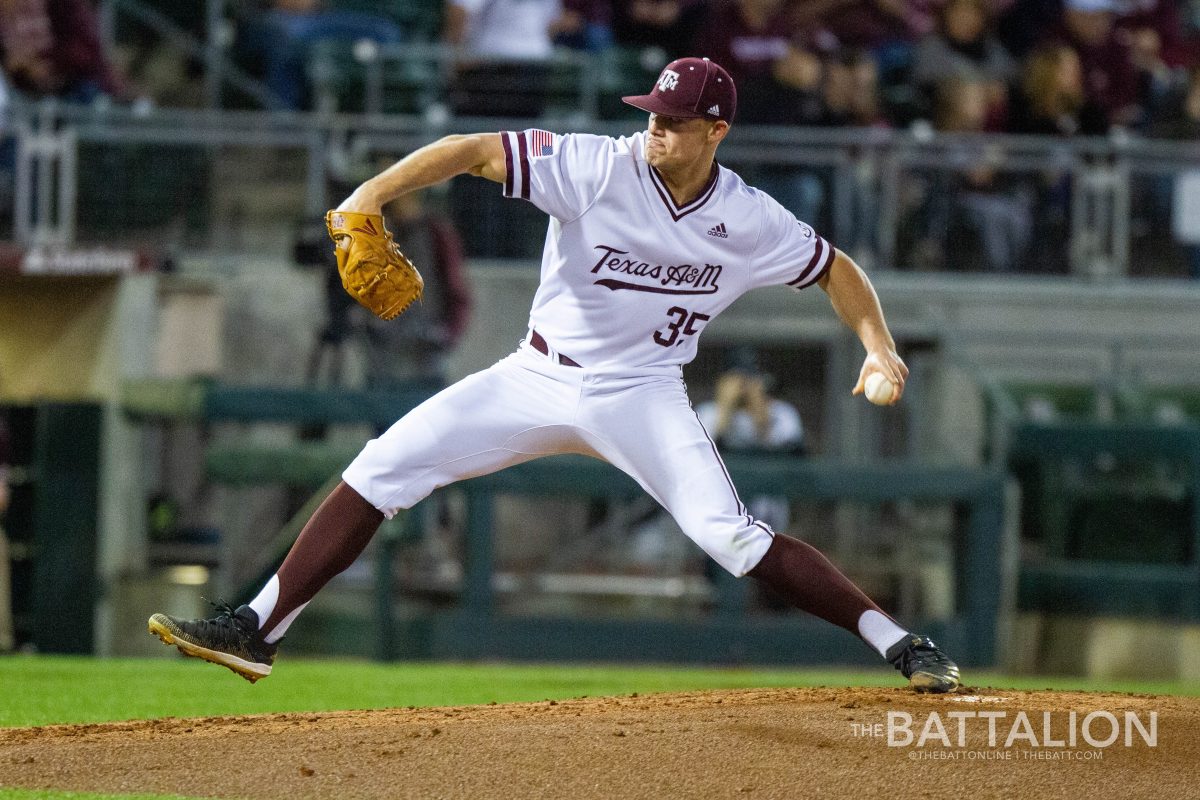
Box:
[910,671,960,694]
[148,614,271,684]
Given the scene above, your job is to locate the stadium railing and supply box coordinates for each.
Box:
[4,97,1199,280]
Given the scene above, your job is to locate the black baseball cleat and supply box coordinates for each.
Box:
[148,602,277,683]
[886,634,961,694]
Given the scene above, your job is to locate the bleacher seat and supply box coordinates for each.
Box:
[308,39,444,115]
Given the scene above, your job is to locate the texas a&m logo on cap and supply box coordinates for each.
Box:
[622,57,737,123]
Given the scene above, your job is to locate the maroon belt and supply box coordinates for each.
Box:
[530,330,581,367]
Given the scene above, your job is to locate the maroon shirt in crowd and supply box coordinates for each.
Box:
[692,1,800,83]
[1055,25,1142,125]
[0,0,121,97]
[610,0,709,58]
[791,0,937,51]
[1116,0,1196,69]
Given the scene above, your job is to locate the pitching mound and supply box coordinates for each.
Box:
[2,687,1196,799]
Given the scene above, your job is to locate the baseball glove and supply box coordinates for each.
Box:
[324,210,424,320]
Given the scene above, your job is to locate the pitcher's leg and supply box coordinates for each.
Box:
[345,354,586,516]
[587,377,957,690]
[256,356,589,633]
[582,377,772,575]
[746,532,907,654]
[746,529,960,692]
[248,481,382,642]
[151,355,584,679]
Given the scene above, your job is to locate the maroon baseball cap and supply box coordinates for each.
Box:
[622,57,737,124]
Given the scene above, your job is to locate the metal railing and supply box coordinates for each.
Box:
[309,41,613,122]
[3,96,1199,278]
[100,0,281,109]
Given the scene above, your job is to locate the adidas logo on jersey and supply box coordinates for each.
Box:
[707,222,728,238]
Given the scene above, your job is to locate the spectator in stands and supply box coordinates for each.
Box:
[821,48,887,127]
[1114,0,1196,73]
[0,0,122,102]
[1007,43,1103,273]
[1052,0,1144,128]
[248,0,403,110]
[1112,0,1200,126]
[444,0,569,118]
[696,0,796,94]
[790,0,935,73]
[557,0,613,51]
[910,78,1033,272]
[611,0,708,60]
[819,48,889,261]
[996,0,1062,59]
[695,349,804,534]
[911,0,1016,129]
[443,0,574,259]
[692,0,826,125]
[1150,63,1200,139]
[1009,41,1108,136]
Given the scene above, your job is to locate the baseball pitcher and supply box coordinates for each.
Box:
[151,57,960,693]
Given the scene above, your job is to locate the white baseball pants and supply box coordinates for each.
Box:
[343,342,775,575]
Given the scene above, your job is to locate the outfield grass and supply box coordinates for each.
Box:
[1,654,1197,729]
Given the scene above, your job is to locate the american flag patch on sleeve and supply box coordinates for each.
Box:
[529,129,557,157]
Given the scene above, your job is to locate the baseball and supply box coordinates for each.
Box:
[864,372,896,405]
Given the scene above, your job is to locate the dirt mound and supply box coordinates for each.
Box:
[2,687,1196,799]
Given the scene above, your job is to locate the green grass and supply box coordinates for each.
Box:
[0,655,880,727]
[0,654,1197,729]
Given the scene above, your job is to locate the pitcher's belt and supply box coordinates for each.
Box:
[530,330,581,367]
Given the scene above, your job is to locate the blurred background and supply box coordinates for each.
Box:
[0,0,1198,681]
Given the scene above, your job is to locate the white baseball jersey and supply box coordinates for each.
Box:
[344,128,837,577]
[500,128,835,372]
[450,0,562,59]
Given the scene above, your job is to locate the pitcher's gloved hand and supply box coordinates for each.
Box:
[325,210,424,320]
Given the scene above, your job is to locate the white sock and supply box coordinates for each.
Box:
[248,575,279,630]
[263,602,307,644]
[858,610,909,658]
[247,575,308,644]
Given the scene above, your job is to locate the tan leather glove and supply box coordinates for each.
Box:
[325,210,424,320]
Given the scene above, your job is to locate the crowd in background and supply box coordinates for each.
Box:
[0,1,1197,275]
[1,1,1195,136]
[271,0,1200,138]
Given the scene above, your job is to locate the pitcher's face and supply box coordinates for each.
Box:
[645,114,725,171]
